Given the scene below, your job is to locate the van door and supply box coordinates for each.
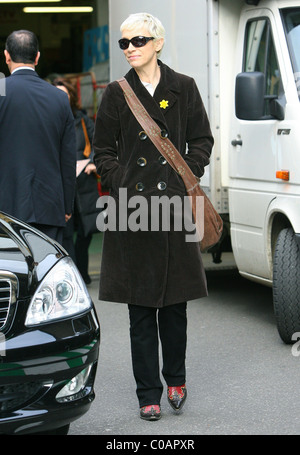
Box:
[229,8,285,281]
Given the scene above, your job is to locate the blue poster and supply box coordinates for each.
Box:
[83,25,109,71]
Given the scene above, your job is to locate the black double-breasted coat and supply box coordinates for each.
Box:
[93,61,214,308]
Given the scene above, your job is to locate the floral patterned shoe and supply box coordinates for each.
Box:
[140,404,161,421]
[167,384,187,411]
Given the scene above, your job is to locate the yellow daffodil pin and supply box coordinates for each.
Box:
[160,99,169,109]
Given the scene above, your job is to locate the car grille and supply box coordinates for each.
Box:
[0,273,18,331]
[0,280,11,330]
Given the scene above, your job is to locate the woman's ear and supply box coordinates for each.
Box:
[155,38,164,54]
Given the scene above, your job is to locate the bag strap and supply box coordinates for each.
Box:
[81,117,92,158]
[117,77,199,193]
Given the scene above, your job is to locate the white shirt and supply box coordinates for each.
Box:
[141,80,154,96]
[12,66,35,74]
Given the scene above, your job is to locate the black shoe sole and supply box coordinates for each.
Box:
[140,414,161,421]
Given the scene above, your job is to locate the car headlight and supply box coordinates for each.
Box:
[25,256,92,326]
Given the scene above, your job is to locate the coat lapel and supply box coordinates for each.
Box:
[154,62,180,115]
[124,61,180,129]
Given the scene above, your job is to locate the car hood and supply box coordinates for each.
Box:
[0,212,66,297]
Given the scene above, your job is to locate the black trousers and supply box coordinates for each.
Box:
[62,215,92,281]
[74,221,92,282]
[128,302,187,407]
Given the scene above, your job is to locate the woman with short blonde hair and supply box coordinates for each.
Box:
[93,12,213,421]
[120,12,165,57]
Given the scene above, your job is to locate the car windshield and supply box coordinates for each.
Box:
[281,7,300,98]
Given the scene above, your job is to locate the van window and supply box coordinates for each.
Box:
[244,19,282,115]
[281,7,300,98]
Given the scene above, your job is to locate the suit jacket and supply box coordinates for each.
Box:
[0,69,76,227]
[93,61,214,307]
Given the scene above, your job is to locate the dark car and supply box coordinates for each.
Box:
[0,212,100,435]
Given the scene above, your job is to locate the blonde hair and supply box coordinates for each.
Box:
[120,12,165,58]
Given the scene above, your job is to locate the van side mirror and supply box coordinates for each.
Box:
[235,72,265,120]
[235,71,285,120]
[269,95,286,121]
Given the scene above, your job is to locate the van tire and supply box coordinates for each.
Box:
[273,228,300,344]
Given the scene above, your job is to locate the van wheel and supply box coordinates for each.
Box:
[273,228,300,344]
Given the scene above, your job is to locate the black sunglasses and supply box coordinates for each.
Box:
[118,36,154,50]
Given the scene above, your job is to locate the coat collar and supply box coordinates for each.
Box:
[10,69,39,78]
[124,61,180,127]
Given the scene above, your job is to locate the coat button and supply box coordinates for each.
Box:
[135,182,145,192]
[139,131,148,141]
[137,157,147,167]
[158,156,167,165]
[160,129,168,139]
[157,181,167,191]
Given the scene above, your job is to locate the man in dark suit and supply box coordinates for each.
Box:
[0,30,76,244]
